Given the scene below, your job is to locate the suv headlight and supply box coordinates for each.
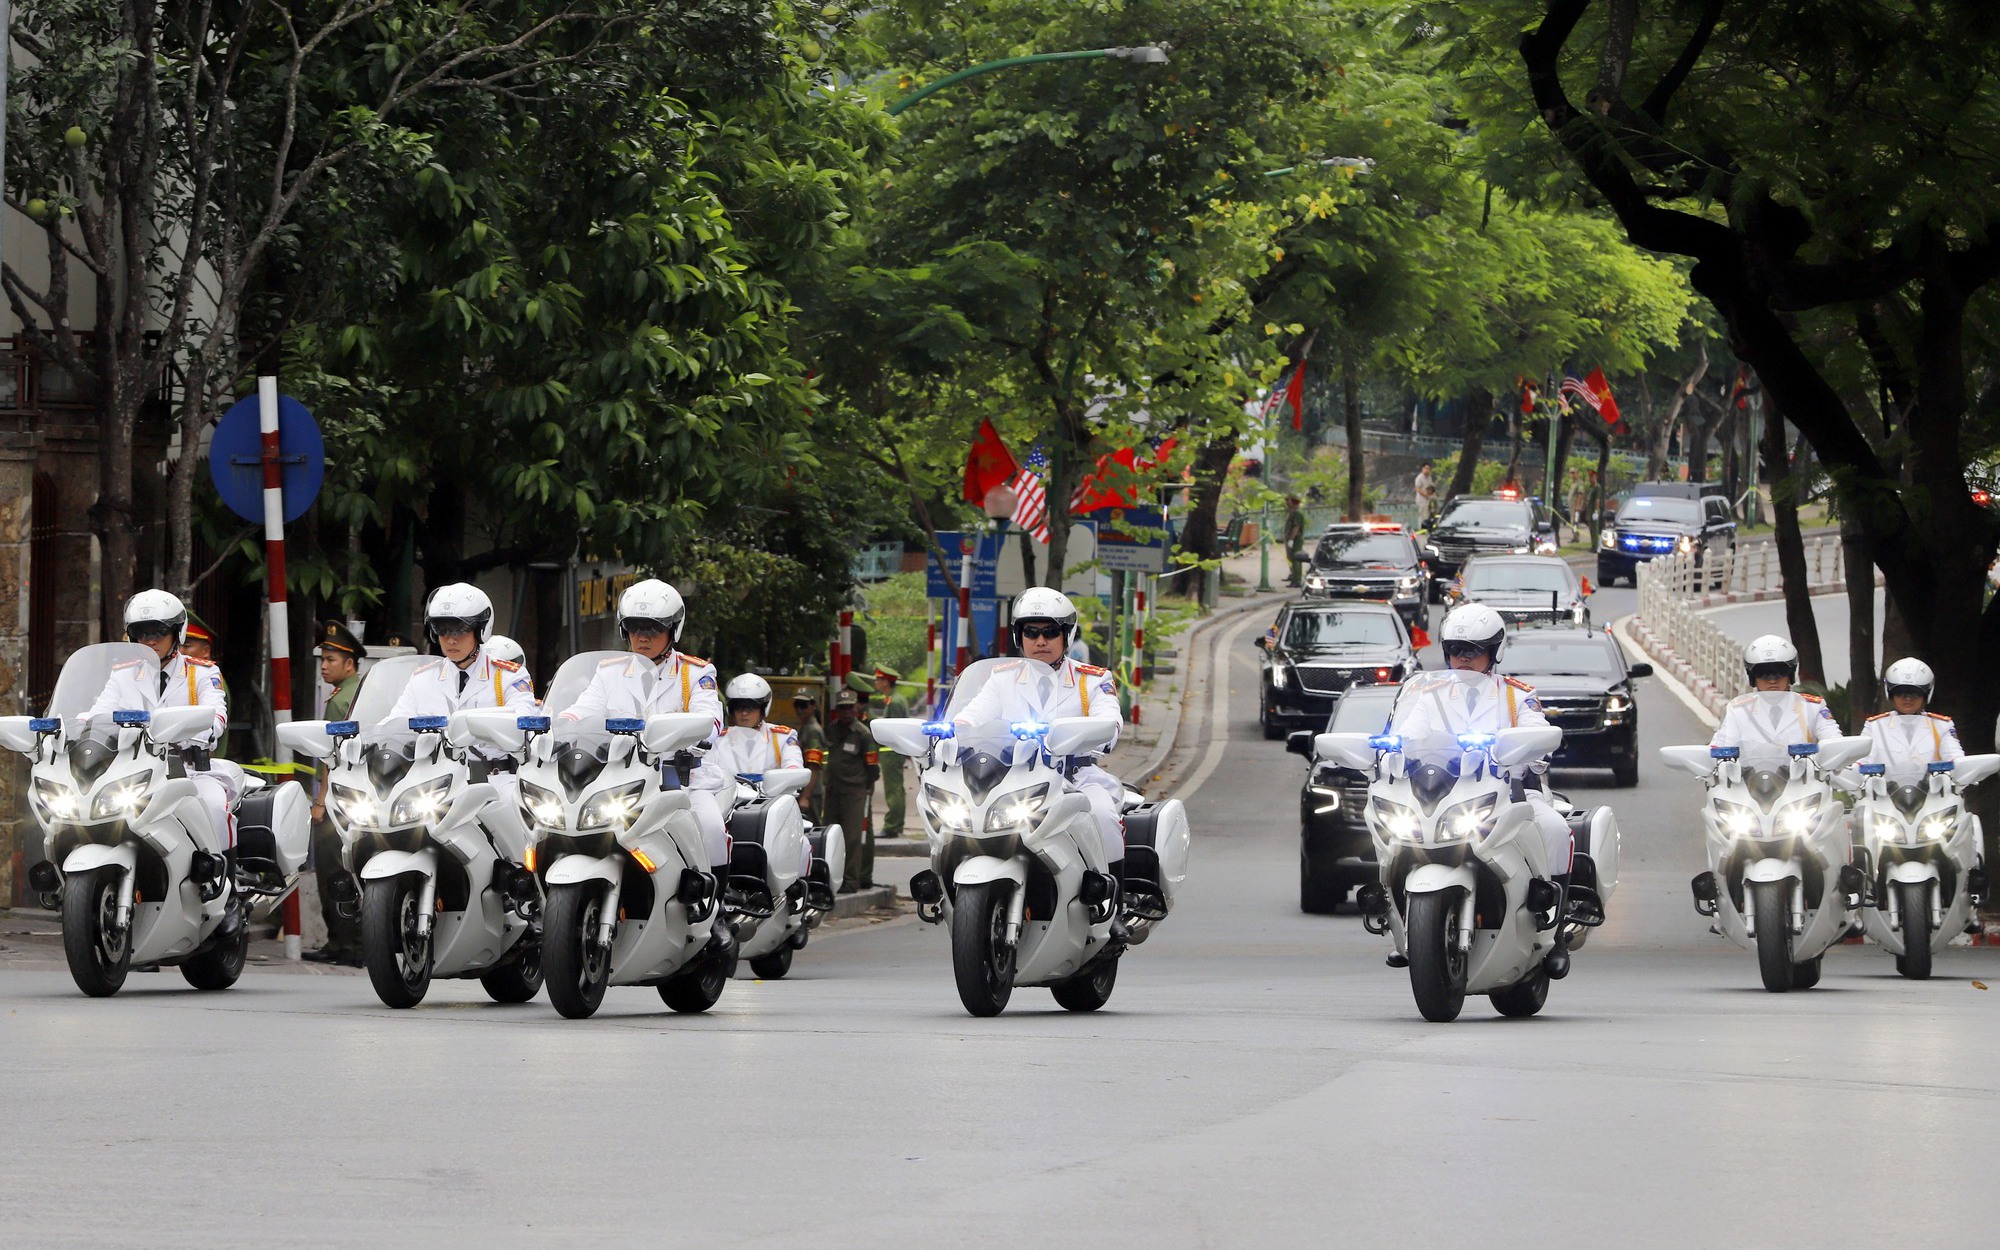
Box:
[1510,544,1532,554]
[1773,793,1822,836]
[90,771,156,820]
[1600,529,1618,550]
[1370,796,1421,842]
[983,783,1050,835]
[1604,692,1632,724]
[923,783,973,834]
[1268,663,1289,691]
[1397,575,1421,592]
[33,777,82,822]
[1437,793,1499,841]
[518,779,566,831]
[576,781,645,832]
[390,777,456,828]
[1677,534,1695,553]
[1305,575,1326,591]
[329,782,381,829]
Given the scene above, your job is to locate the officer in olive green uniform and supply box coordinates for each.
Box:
[792,689,827,821]
[1283,495,1308,588]
[303,620,365,965]
[871,665,910,838]
[824,689,879,892]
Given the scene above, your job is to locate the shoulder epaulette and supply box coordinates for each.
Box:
[1074,663,1108,676]
[1800,693,1824,704]
[184,656,216,668]
[678,653,710,667]
[1928,711,1954,722]
[768,723,793,734]
[1503,675,1533,691]
[1865,711,1892,722]
[492,658,521,672]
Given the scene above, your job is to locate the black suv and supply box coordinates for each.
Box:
[1256,600,1417,738]
[1301,523,1430,632]
[1419,493,1558,596]
[1497,627,1653,786]
[1596,484,1736,586]
[1287,683,1400,913]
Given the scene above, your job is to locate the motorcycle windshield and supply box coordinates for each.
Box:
[349,655,431,725]
[541,652,633,720]
[942,657,1016,719]
[45,642,160,726]
[937,721,1047,770]
[1387,670,1498,767]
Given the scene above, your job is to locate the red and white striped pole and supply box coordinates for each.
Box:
[956,542,973,675]
[836,609,853,683]
[925,617,938,711]
[258,377,301,961]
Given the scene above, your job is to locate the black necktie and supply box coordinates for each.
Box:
[458,668,470,694]
[159,667,171,699]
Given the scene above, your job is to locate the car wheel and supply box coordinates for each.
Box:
[1612,756,1639,787]
[1300,852,1345,914]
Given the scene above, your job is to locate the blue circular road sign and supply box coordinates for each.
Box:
[207,393,325,525]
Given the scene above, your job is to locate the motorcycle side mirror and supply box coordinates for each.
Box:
[1658,745,1721,778]
[1286,730,1315,757]
[276,720,340,761]
[0,715,37,754]
[869,717,930,757]
[1491,725,1563,769]
[1314,731,1378,772]
[1815,735,1871,772]
[448,707,526,756]
[1955,754,2000,787]
[1045,716,1116,758]
[147,705,217,747]
[640,712,714,756]
[761,767,812,798]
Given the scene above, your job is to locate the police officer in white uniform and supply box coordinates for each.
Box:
[86,591,235,857]
[714,674,812,879]
[1709,635,1841,769]
[1389,603,1579,976]
[387,585,538,724]
[952,588,1126,873]
[557,580,734,891]
[1859,657,1964,784]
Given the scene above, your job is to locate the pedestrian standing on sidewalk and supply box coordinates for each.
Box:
[872,666,910,839]
[824,688,879,892]
[303,620,365,966]
[1282,495,1307,588]
[792,690,826,821]
[1414,460,1438,523]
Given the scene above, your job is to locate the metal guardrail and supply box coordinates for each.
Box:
[1635,537,1847,702]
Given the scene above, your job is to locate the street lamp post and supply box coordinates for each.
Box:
[888,45,1169,116]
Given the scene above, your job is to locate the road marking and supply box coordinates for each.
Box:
[1169,611,1261,802]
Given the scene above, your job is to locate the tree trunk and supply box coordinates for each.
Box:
[1342,341,1364,522]
[1179,431,1238,575]
[1016,527,1037,592]
[1444,388,1492,500]
[1763,415,1825,686]
[1841,515,1878,721]
[1549,407,1577,526]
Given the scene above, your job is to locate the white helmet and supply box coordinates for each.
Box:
[124,589,189,645]
[1882,656,1935,702]
[1742,634,1798,684]
[618,578,685,644]
[1011,586,1079,648]
[485,635,525,665]
[725,673,772,717]
[425,583,495,644]
[1439,602,1507,665]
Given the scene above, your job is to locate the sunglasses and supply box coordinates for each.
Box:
[1018,624,1067,641]
[1440,640,1490,660]
[128,623,177,643]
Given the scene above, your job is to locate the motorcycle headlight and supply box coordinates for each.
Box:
[983,783,1050,835]
[922,783,974,835]
[389,776,455,828]
[1437,793,1499,841]
[1370,796,1421,842]
[33,777,81,822]
[1599,528,1618,550]
[1713,797,1758,838]
[1916,810,1958,843]
[518,779,566,831]
[90,770,156,820]
[329,782,381,829]
[576,780,646,832]
[1774,793,1822,837]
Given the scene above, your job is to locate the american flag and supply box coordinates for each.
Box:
[1010,445,1051,543]
[1558,373,1600,415]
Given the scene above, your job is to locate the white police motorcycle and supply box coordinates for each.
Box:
[1663,735,1872,991]
[278,656,543,1008]
[877,658,1191,1018]
[1850,753,1996,979]
[725,769,819,979]
[494,650,736,1019]
[1329,674,1618,1023]
[1,643,309,996]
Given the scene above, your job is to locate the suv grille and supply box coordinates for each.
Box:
[1536,694,1605,728]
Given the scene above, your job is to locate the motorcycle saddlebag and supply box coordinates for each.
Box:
[234,781,311,880]
[806,824,845,911]
[727,801,777,914]
[1121,797,1192,917]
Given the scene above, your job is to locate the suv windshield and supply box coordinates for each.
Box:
[1501,638,1623,677]
[1465,563,1575,594]
[1437,500,1530,529]
[1313,532,1412,567]
[1330,687,1399,733]
[1616,497,1701,525]
[1284,611,1403,650]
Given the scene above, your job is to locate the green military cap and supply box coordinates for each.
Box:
[872,665,902,683]
[317,619,364,659]
[845,670,875,694]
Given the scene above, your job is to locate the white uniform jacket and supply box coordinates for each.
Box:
[952,657,1122,750]
[86,652,228,748]
[1860,710,1964,785]
[386,651,537,720]
[558,651,727,788]
[1710,690,1841,769]
[1389,671,1570,873]
[710,723,805,777]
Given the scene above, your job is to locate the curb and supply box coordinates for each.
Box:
[827,885,897,918]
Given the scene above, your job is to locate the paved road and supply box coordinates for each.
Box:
[3,587,1994,1247]
[1707,588,1884,688]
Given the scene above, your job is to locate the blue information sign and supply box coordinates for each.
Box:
[207,393,325,524]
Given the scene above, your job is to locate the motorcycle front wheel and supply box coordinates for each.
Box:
[362,875,435,1008]
[542,884,611,1019]
[1897,879,1933,980]
[1051,957,1118,1012]
[479,937,545,1003]
[61,867,131,998]
[951,881,1016,1017]
[1750,878,1795,993]
[1406,890,1468,1023]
